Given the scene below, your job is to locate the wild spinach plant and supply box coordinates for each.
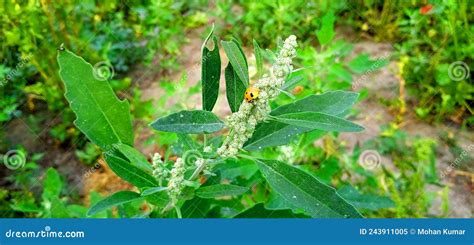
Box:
[57,26,365,218]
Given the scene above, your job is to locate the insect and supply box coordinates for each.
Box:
[245,87,260,103]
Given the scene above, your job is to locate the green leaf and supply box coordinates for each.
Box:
[338,185,395,211]
[221,40,249,86]
[225,62,247,112]
[104,153,158,188]
[316,10,336,46]
[88,191,142,216]
[244,91,359,150]
[215,158,259,180]
[348,54,389,74]
[150,110,224,134]
[244,121,313,151]
[255,159,362,218]
[48,196,71,218]
[181,197,211,218]
[115,143,152,173]
[271,91,359,116]
[274,112,364,132]
[253,39,263,78]
[234,203,308,218]
[329,63,352,83]
[141,187,168,197]
[196,184,248,199]
[201,26,221,111]
[42,168,63,200]
[58,50,133,151]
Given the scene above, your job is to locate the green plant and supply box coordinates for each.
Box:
[57,27,370,218]
[396,1,473,125]
[0,1,199,146]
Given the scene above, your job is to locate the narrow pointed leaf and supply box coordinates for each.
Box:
[196,184,248,199]
[150,110,224,134]
[256,159,362,218]
[104,153,158,188]
[88,191,142,216]
[201,27,221,111]
[225,62,247,112]
[221,40,249,86]
[274,112,364,132]
[244,91,359,150]
[115,143,152,173]
[338,185,395,211]
[253,39,263,78]
[141,187,168,197]
[57,50,134,151]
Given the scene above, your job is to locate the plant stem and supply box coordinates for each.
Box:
[175,206,182,219]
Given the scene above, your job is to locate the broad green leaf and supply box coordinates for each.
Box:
[150,110,224,134]
[201,26,221,111]
[274,112,364,132]
[338,185,395,211]
[265,192,300,211]
[271,91,359,116]
[244,91,359,150]
[244,121,313,151]
[256,159,362,218]
[196,184,248,199]
[141,187,168,197]
[234,203,308,218]
[225,62,247,112]
[348,54,389,74]
[58,50,133,151]
[316,10,336,46]
[104,153,158,188]
[88,191,142,216]
[42,168,63,200]
[221,40,249,86]
[181,197,211,218]
[115,143,152,173]
[215,158,259,180]
[253,39,263,78]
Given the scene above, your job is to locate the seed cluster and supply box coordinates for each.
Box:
[217,35,298,157]
[151,153,168,183]
[167,158,185,206]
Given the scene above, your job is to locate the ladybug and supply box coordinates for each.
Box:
[245,87,260,103]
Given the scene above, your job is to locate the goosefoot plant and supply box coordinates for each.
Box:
[58,26,365,218]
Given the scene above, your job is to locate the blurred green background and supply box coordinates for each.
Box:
[0,0,472,218]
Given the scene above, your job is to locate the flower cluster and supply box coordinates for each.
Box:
[151,153,168,184]
[217,35,298,157]
[167,158,185,207]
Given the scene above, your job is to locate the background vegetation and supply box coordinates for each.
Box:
[0,0,472,218]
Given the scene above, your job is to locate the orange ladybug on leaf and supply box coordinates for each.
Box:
[245,87,260,103]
